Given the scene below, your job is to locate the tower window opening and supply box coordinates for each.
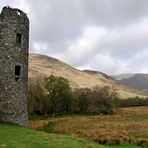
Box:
[15,65,21,81]
[17,10,21,15]
[16,33,22,44]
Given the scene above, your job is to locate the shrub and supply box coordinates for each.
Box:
[72,86,118,115]
[92,86,118,114]
[118,97,148,107]
[28,76,119,116]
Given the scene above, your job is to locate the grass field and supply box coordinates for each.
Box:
[0,123,110,148]
[28,107,148,147]
[0,123,141,148]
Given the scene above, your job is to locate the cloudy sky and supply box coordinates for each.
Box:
[1,0,148,75]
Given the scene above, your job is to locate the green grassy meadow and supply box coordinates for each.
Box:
[0,123,141,148]
[0,123,105,148]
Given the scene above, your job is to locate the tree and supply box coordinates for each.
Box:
[28,80,48,116]
[72,86,118,115]
[82,86,118,114]
[93,86,118,114]
[72,88,91,113]
[44,75,72,114]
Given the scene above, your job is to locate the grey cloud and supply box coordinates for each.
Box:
[81,0,148,27]
[0,0,148,74]
[26,0,85,50]
[25,0,148,52]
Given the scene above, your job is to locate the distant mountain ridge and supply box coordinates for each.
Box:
[29,53,146,99]
[113,74,148,95]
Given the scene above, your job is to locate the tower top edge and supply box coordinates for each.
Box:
[0,6,28,20]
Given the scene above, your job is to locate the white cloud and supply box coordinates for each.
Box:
[59,26,107,66]
[0,0,148,74]
[127,49,148,73]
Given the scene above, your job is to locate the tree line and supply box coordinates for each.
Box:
[28,75,148,116]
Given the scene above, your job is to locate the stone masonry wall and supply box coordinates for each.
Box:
[0,6,29,127]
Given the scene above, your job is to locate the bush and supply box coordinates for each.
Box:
[89,86,118,114]
[72,86,118,115]
[28,76,120,116]
[43,122,57,133]
[118,97,148,107]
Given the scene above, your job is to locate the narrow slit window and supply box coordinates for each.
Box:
[16,33,22,44]
[15,65,21,81]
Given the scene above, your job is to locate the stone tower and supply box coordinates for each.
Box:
[0,6,29,127]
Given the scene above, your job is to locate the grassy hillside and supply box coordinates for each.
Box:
[0,123,107,148]
[29,53,145,99]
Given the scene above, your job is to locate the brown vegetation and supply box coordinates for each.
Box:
[28,107,148,146]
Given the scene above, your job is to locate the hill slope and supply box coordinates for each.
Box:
[29,53,145,99]
[113,74,148,95]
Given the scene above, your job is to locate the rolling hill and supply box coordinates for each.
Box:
[113,74,148,95]
[29,53,146,99]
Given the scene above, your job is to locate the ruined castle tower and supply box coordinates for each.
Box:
[0,6,29,127]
